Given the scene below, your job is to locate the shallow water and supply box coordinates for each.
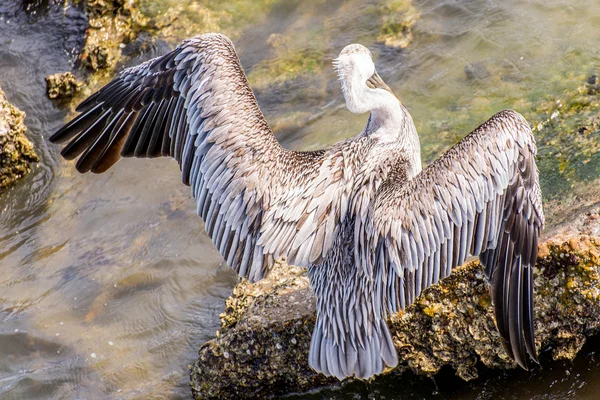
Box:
[0,0,599,399]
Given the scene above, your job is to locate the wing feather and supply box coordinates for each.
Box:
[50,33,355,282]
[365,110,544,369]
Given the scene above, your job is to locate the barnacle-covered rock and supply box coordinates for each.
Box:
[79,0,149,74]
[189,262,334,399]
[45,71,83,99]
[0,87,39,190]
[190,212,600,399]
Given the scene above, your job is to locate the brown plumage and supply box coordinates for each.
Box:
[361,110,544,371]
[49,33,544,380]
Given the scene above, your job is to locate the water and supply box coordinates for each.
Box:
[0,0,599,398]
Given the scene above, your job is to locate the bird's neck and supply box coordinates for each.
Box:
[365,99,405,138]
[342,76,422,177]
[366,102,422,178]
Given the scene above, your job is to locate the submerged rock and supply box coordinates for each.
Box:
[0,87,39,190]
[190,212,600,399]
[45,71,83,99]
[377,0,420,49]
[465,62,491,81]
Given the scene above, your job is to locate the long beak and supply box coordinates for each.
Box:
[366,71,393,94]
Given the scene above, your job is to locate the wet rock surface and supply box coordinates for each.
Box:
[190,263,330,399]
[190,211,600,399]
[0,87,39,189]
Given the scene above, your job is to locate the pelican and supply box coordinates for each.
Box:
[49,33,544,380]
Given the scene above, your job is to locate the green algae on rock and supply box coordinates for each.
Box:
[79,0,149,73]
[190,212,600,399]
[376,0,420,49]
[46,71,83,100]
[0,87,39,190]
[528,75,600,194]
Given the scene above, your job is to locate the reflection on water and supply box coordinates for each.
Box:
[0,0,599,398]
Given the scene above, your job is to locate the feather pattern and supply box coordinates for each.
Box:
[308,147,409,379]
[49,34,387,283]
[50,34,544,381]
[362,110,544,370]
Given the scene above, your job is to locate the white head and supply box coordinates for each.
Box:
[333,44,397,115]
[333,44,421,171]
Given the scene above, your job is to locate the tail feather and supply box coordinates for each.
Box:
[309,318,397,380]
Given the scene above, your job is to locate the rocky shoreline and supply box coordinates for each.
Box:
[2,1,598,398]
[189,210,600,399]
[54,3,600,398]
[0,87,39,190]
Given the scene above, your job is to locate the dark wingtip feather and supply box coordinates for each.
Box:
[91,111,138,173]
[49,103,103,144]
[508,257,528,370]
[59,109,111,160]
[75,79,123,114]
[523,264,538,363]
[75,92,101,113]
[75,110,124,173]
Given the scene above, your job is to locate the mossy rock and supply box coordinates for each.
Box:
[79,0,150,74]
[0,87,39,190]
[190,212,600,399]
[46,72,84,100]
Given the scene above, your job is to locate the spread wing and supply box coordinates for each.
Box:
[362,110,544,369]
[50,33,350,282]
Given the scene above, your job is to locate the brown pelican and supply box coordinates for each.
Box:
[49,33,544,380]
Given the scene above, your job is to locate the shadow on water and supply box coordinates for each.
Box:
[1,0,600,399]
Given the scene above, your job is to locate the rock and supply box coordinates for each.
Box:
[377,0,420,49]
[465,62,491,81]
[189,212,600,399]
[586,73,600,95]
[45,72,83,100]
[0,87,39,190]
[79,0,149,73]
[190,263,332,399]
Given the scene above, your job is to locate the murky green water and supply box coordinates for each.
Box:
[0,0,599,399]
